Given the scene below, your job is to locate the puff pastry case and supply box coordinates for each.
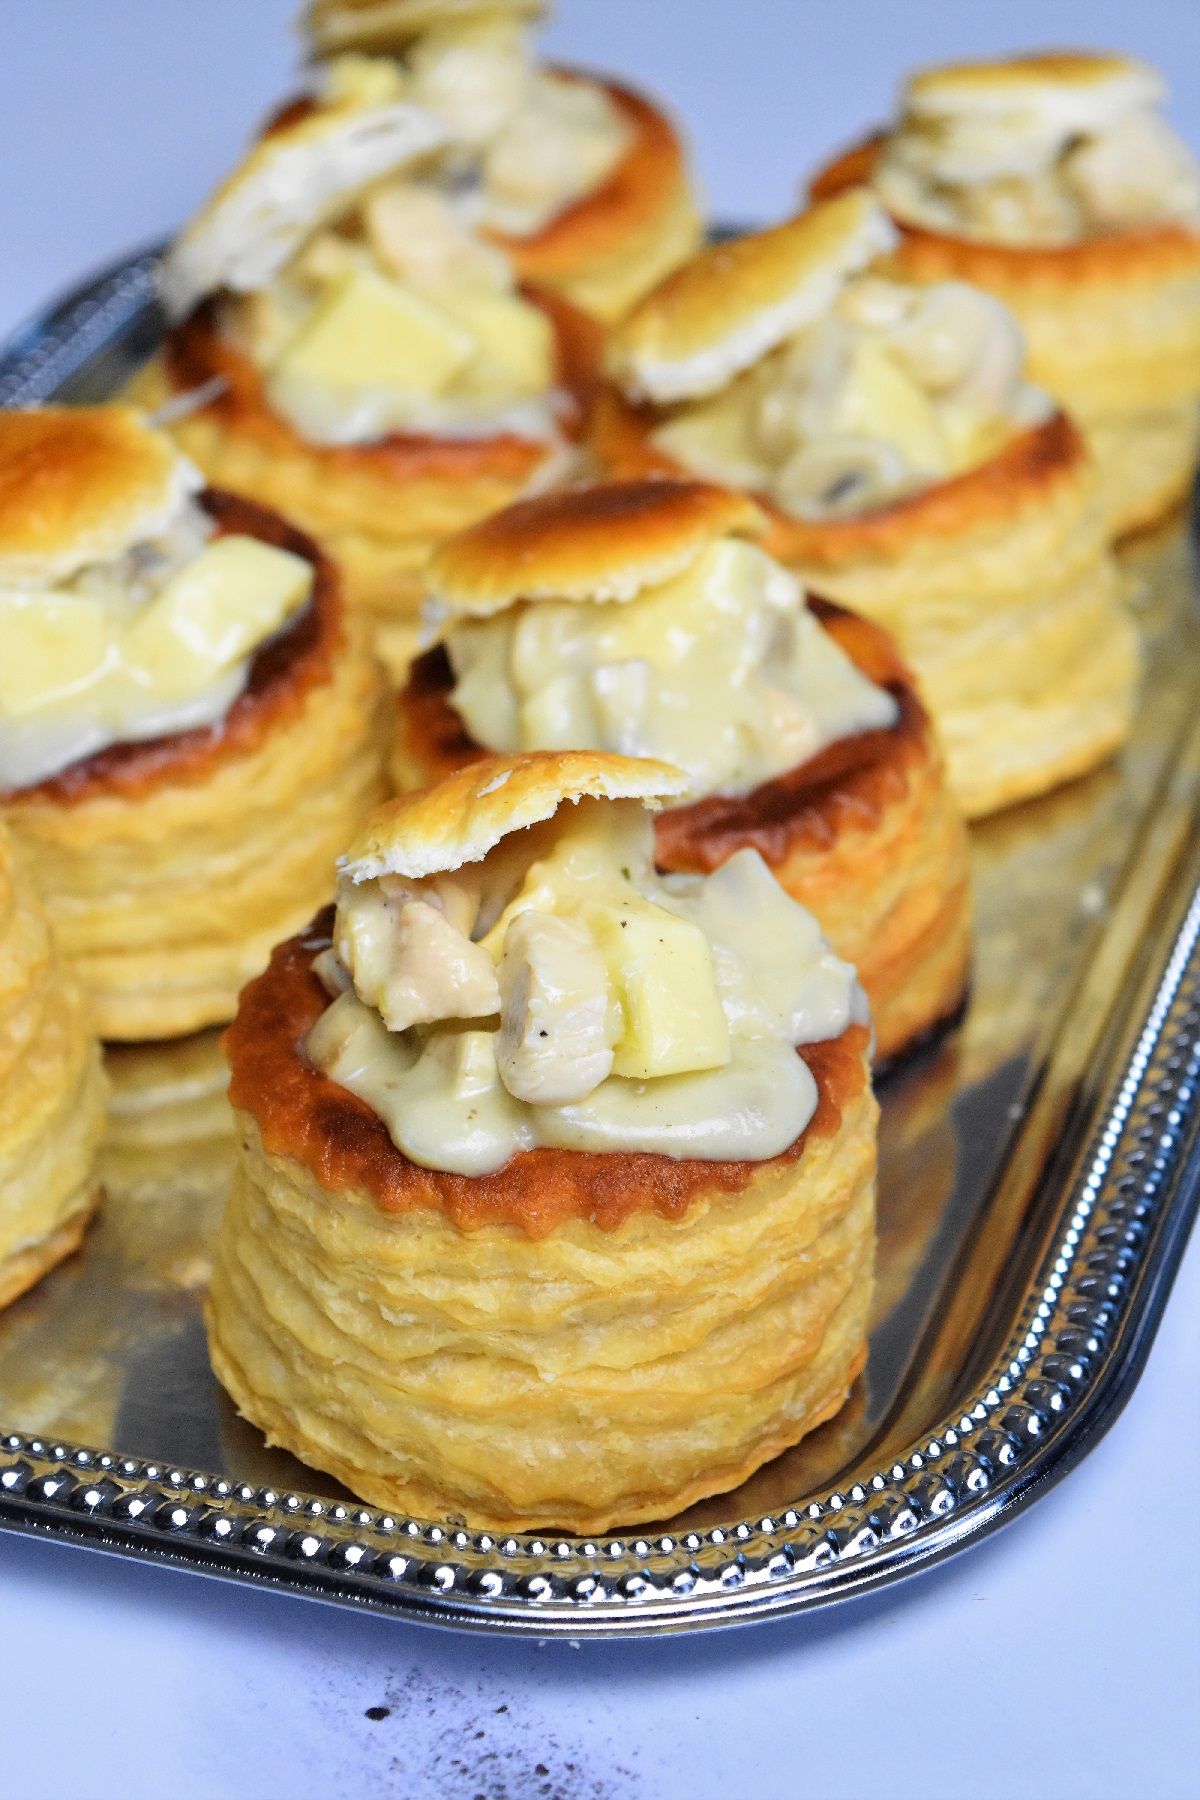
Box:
[595,189,1139,820]
[209,751,877,1531]
[0,406,389,1043]
[810,52,1200,538]
[394,477,970,1062]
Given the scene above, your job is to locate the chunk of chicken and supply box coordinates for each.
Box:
[1063,111,1200,231]
[496,910,616,1104]
[363,182,511,299]
[334,874,498,1033]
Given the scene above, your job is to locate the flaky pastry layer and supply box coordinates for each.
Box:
[207,1014,874,1530]
[0,829,106,1305]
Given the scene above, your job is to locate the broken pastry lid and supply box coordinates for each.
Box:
[0,407,315,792]
[306,750,867,1176]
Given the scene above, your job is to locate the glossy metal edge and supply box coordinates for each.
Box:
[0,250,1198,1638]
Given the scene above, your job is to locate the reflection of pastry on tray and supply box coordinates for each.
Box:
[0,406,389,1041]
[100,1029,235,1205]
[0,821,107,1309]
[299,0,703,322]
[207,750,878,1531]
[596,190,1140,821]
[135,60,608,680]
[394,478,970,1061]
[810,52,1200,538]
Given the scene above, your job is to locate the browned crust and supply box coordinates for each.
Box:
[160,283,606,486]
[2,490,344,808]
[590,387,1088,566]
[488,76,691,280]
[428,478,764,609]
[397,597,929,864]
[0,1195,98,1311]
[811,133,1200,288]
[224,912,870,1238]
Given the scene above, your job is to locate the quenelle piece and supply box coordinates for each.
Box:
[137,59,606,679]
[207,749,878,1530]
[0,406,389,1040]
[596,191,1139,820]
[393,477,971,1062]
[0,819,107,1308]
[298,0,703,322]
[810,50,1200,536]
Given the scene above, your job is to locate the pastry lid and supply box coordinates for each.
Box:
[158,93,447,319]
[902,49,1164,129]
[0,405,200,587]
[303,0,544,58]
[340,749,688,881]
[607,189,897,405]
[427,478,766,617]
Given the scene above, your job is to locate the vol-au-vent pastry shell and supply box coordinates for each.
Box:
[0,824,106,1308]
[594,394,1137,818]
[142,282,604,679]
[208,910,875,1529]
[3,491,390,1040]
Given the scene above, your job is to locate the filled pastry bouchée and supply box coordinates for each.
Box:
[300,0,703,322]
[395,479,970,1061]
[207,751,877,1530]
[0,820,107,1309]
[0,406,389,1041]
[810,52,1200,536]
[595,190,1138,820]
[142,63,605,679]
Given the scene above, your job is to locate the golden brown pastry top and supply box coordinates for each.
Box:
[343,747,687,880]
[607,190,897,404]
[225,910,870,1236]
[3,491,343,809]
[0,407,197,587]
[427,477,765,615]
[905,50,1158,114]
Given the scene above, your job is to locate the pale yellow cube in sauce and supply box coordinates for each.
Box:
[583,899,731,1080]
[273,267,476,399]
[829,337,947,475]
[0,593,112,716]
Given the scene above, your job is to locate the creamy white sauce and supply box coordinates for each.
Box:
[445,539,900,802]
[307,799,866,1176]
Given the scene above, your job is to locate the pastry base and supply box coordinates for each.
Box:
[206,1038,876,1533]
[6,629,389,1041]
[0,1193,98,1312]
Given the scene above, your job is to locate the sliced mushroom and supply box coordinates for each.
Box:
[496,910,616,1105]
[885,282,1025,410]
[772,435,910,520]
[1063,110,1200,230]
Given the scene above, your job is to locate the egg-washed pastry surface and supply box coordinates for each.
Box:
[397,479,969,1056]
[0,821,107,1309]
[0,407,389,1041]
[299,0,703,321]
[208,750,876,1529]
[146,70,606,678]
[597,200,1139,818]
[810,54,1200,535]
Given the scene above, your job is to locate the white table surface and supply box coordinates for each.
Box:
[1,5,1199,1794]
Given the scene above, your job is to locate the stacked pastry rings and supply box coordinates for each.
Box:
[3,485,390,1042]
[207,749,878,1531]
[393,479,970,1060]
[0,821,107,1308]
[141,285,603,681]
[810,115,1200,537]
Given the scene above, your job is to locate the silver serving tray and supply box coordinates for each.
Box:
[0,250,1197,1638]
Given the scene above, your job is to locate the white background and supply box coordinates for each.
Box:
[1,4,1198,1795]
